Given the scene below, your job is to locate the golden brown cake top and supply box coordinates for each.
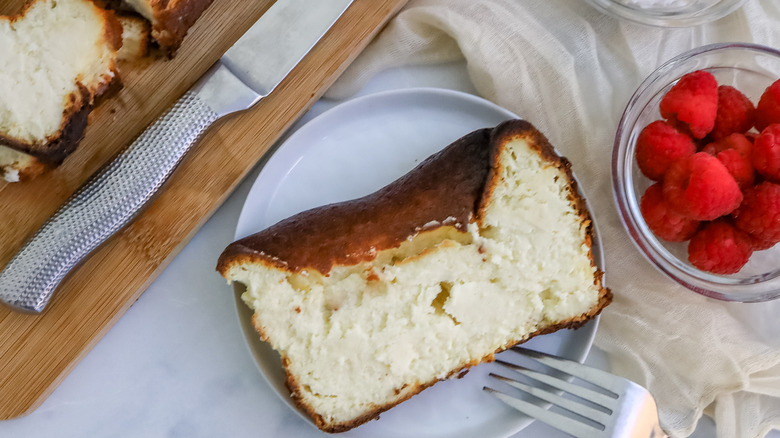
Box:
[218,127,494,274]
[218,120,598,276]
[217,119,592,277]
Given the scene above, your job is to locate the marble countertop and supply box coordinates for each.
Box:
[0,61,769,438]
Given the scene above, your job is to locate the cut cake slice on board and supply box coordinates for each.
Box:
[217,119,611,433]
[117,14,151,61]
[0,0,122,182]
[121,0,213,54]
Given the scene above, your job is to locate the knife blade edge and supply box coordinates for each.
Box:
[222,0,355,97]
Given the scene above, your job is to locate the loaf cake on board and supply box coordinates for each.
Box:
[218,119,611,432]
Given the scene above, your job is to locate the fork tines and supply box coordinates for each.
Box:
[484,346,622,438]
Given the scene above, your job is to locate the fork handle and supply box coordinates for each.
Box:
[635,406,668,438]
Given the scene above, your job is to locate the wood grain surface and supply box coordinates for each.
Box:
[0,0,407,420]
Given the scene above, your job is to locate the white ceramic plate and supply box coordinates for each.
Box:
[232,88,602,438]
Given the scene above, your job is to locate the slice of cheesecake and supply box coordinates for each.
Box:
[0,0,122,182]
[217,119,611,433]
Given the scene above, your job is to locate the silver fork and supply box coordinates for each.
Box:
[484,346,668,438]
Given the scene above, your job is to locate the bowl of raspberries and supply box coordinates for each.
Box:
[613,42,780,302]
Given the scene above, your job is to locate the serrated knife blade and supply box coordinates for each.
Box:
[0,0,354,313]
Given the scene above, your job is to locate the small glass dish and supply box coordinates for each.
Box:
[613,42,780,302]
[585,0,747,27]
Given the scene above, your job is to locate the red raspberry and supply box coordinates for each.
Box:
[733,182,780,245]
[752,124,780,182]
[703,134,755,189]
[640,183,700,241]
[665,117,698,140]
[702,132,753,157]
[749,235,778,251]
[663,152,743,220]
[660,70,718,139]
[635,120,697,181]
[755,79,780,132]
[711,85,756,140]
[713,149,755,189]
[688,220,753,274]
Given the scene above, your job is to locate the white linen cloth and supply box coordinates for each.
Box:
[327,1,780,437]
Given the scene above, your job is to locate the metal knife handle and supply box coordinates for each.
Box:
[0,91,219,313]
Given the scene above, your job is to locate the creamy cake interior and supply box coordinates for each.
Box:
[218,120,610,432]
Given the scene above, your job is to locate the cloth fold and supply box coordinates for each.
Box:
[328,1,780,436]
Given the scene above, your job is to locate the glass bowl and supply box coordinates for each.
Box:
[585,0,747,27]
[613,42,780,302]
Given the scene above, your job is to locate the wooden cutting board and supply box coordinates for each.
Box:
[0,0,407,420]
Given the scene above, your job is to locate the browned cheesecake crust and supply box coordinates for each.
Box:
[0,96,92,166]
[218,120,600,278]
[218,128,493,275]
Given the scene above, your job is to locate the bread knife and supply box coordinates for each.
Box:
[0,0,355,313]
